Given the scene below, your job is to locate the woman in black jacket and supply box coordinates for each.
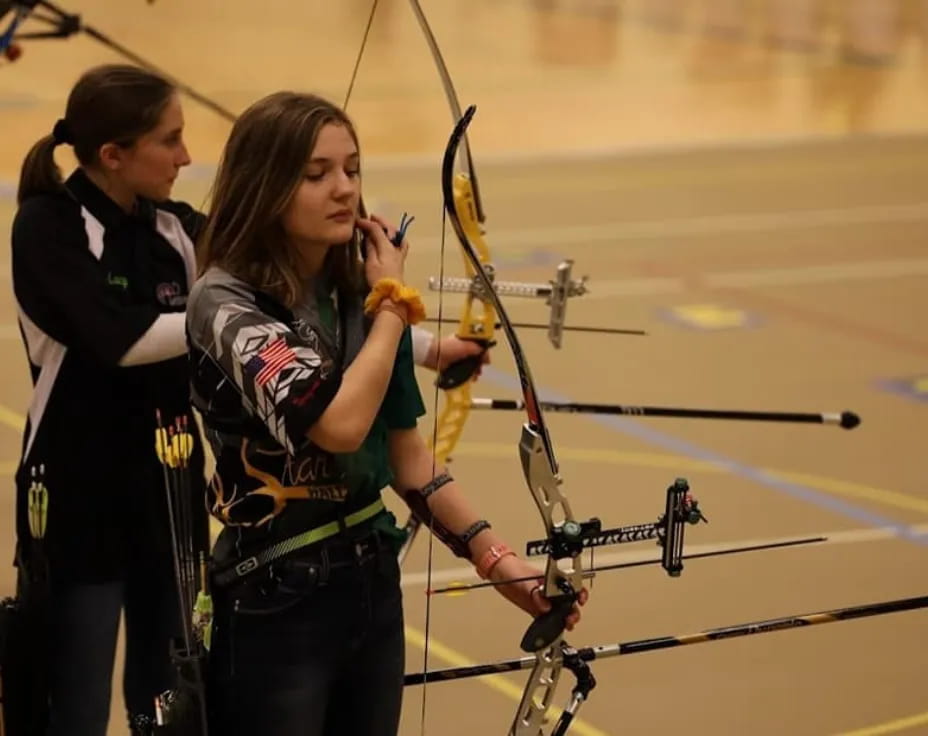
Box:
[11,63,208,736]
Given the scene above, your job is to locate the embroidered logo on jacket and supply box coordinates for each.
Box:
[107,272,129,290]
[156,281,187,307]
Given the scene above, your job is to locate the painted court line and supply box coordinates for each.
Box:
[1,407,925,516]
[403,626,608,736]
[410,203,928,254]
[838,710,928,736]
[482,368,928,546]
[0,404,24,433]
[450,443,928,517]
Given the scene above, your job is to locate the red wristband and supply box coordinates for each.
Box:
[475,543,516,580]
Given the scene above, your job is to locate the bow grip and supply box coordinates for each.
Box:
[520,592,575,653]
[435,339,494,390]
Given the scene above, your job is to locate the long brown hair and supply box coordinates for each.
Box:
[198,91,364,308]
[17,64,175,204]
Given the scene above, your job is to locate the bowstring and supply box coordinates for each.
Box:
[419,165,452,736]
[343,0,379,110]
[342,1,446,732]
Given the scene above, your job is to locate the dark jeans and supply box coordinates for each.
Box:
[208,535,405,736]
[46,571,179,736]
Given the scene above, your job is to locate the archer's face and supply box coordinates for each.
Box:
[281,122,361,250]
[113,94,191,201]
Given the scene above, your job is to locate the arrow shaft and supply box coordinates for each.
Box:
[473,399,858,428]
[421,317,645,337]
[428,536,826,595]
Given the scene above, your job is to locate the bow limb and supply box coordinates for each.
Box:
[363,6,588,731]
[394,0,497,564]
[395,149,496,563]
[404,6,586,732]
[407,0,484,219]
[442,106,585,736]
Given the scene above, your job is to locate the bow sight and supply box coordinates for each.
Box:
[521,478,706,653]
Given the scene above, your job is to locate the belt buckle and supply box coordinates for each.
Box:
[235,556,259,577]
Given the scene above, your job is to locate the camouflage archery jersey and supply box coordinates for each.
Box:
[185,266,425,556]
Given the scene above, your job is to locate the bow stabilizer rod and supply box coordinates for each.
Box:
[429,259,591,350]
[421,317,646,338]
[3,0,236,121]
[427,535,827,596]
[473,398,861,430]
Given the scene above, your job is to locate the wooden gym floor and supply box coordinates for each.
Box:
[1,1,926,734]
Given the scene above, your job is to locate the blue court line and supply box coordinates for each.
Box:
[482,367,928,545]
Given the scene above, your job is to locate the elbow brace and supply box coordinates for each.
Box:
[401,472,490,559]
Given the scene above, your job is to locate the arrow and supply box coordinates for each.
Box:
[472,399,861,429]
[405,593,928,686]
[421,317,647,337]
[426,536,827,595]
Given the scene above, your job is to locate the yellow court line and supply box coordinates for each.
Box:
[766,470,928,516]
[3,405,923,517]
[0,403,25,433]
[838,710,928,736]
[3,417,920,517]
[453,442,928,517]
[404,626,609,736]
[454,442,723,474]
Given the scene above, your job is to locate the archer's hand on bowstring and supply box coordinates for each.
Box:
[488,553,589,632]
[357,214,408,287]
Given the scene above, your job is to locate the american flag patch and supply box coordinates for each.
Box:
[245,337,297,386]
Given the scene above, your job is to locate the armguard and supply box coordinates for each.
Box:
[401,472,471,559]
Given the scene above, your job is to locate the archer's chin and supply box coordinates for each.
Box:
[326,222,356,244]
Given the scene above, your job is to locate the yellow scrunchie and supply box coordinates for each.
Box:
[363,278,426,325]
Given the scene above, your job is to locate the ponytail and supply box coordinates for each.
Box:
[16,65,176,205]
[17,134,64,204]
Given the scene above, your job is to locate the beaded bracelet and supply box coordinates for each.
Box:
[475,543,516,580]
